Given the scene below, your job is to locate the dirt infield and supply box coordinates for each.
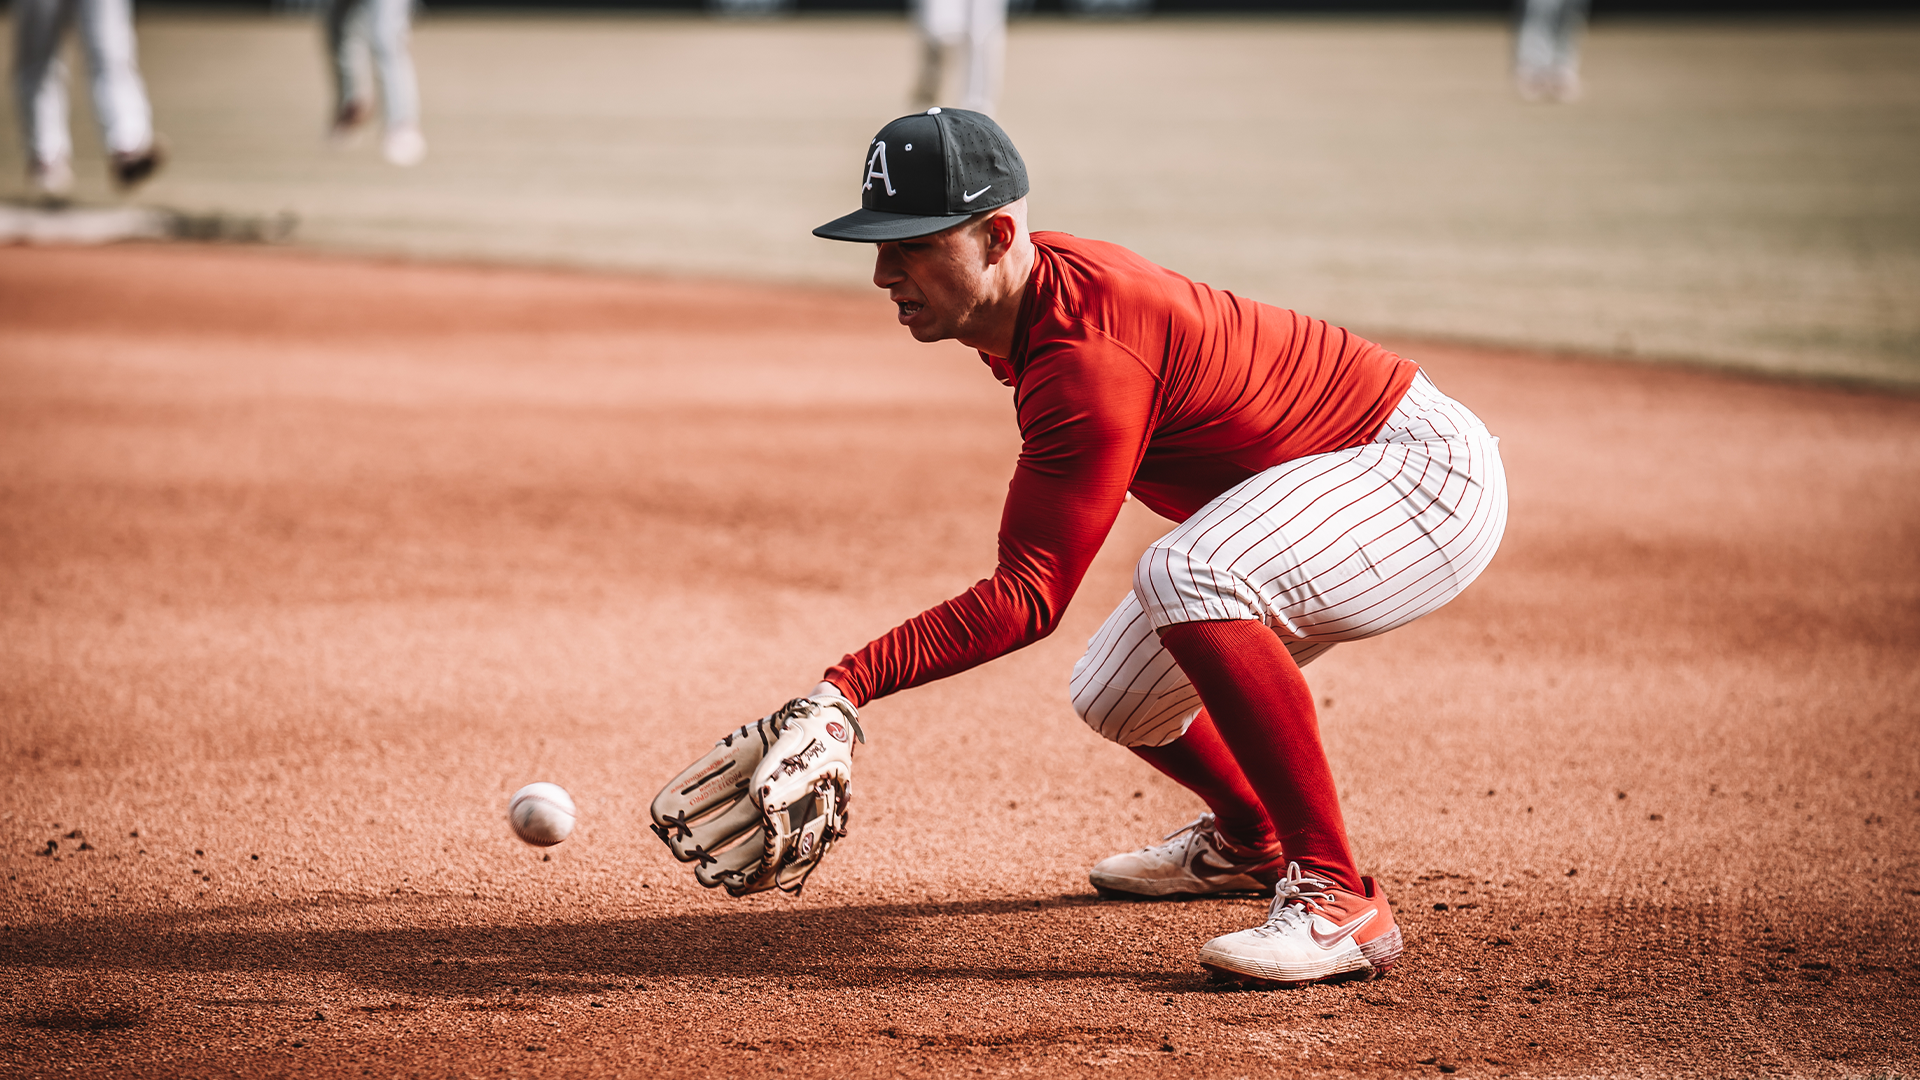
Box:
[2,244,1917,1079]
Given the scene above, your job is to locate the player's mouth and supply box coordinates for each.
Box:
[894,299,924,323]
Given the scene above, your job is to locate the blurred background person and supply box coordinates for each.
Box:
[1513,0,1589,102]
[325,0,426,166]
[910,0,1006,115]
[11,0,165,199]
[706,0,792,16]
[1061,0,1151,17]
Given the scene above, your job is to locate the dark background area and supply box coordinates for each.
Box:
[116,0,1920,14]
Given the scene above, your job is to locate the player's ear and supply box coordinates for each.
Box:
[982,211,1017,265]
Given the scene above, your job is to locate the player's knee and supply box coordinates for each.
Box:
[1068,650,1110,725]
[1131,543,1265,625]
[1069,684,1098,726]
[1069,675,1190,748]
[1068,651,1147,741]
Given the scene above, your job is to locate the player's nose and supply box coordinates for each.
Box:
[871,243,905,289]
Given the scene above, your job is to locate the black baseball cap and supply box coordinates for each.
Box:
[812,108,1029,243]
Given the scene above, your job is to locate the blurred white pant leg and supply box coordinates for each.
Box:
[1514,0,1588,99]
[911,0,1004,115]
[13,0,153,166]
[327,0,418,129]
[911,0,957,108]
[366,0,418,130]
[913,0,965,59]
[74,0,152,154]
[957,0,1004,115]
[1517,0,1586,72]
[14,0,75,166]
[324,0,364,114]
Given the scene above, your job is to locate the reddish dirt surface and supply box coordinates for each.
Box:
[2,244,1917,1079]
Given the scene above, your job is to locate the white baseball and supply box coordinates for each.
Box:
[508,782,576,847]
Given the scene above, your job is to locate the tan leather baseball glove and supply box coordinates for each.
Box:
[649,691,863,897]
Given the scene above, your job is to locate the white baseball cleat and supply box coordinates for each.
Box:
[1198,862,1403,988]
[1516,65,1582,104]
[383,127,427,167]
[109,140,166,192]
[1089,813,1285,898]
[28,156,74,199]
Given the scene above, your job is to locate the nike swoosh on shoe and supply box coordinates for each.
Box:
[1307,908,1376,950]
[1191,850,1257,880]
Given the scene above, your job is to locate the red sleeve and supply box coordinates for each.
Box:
[824,329,1159,706]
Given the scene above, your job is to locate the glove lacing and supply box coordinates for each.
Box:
[762,696,858,896]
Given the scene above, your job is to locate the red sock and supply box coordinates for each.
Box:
[1157,619,1362,893]
[1131,709,1277,852]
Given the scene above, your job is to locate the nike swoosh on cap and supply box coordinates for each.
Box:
[962,185,992,203]
[1308,908,1376,950]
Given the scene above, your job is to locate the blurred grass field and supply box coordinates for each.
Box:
[2,12,1916,385]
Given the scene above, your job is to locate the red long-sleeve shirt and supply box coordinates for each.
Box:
[824,232,1418,706]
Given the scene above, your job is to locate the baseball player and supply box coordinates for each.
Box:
[671,108,1507,989]
[10,0,165,197]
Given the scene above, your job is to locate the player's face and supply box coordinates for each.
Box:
[871,220,994,345]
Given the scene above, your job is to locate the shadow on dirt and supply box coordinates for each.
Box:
[17,1005,149,1033]
[0,891,1246,997]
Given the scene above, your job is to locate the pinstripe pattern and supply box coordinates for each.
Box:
[1070,373,1507,747]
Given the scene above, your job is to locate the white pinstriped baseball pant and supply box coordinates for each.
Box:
[1070,371,1507,748]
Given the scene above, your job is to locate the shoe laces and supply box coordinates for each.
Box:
[1148,813,1280,867]
[1159,813,1216,844]
[1140,813,1218,858]
[1263,862,1337,930]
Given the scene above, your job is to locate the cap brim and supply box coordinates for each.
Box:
[811,207,975,243]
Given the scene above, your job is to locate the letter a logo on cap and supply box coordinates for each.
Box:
[863,141,896,197]
[815,109,1028,243]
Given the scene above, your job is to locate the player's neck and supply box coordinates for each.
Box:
[958,237,1035,360]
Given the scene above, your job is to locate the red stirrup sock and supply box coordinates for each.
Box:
[1157,619,1363,893]
[1131,709,1278,852]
